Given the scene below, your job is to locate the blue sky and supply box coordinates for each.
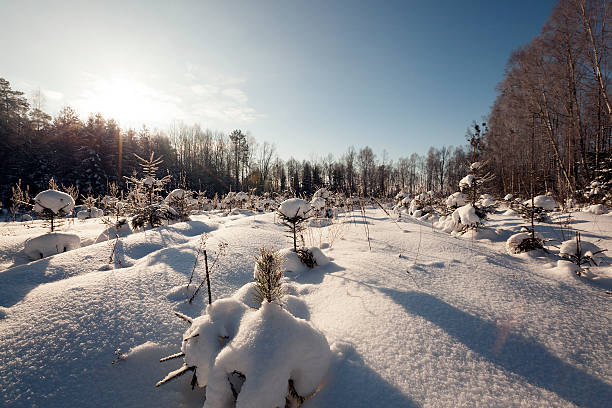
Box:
[0,0,556,160]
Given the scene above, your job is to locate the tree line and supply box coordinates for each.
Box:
[0,77,472,205]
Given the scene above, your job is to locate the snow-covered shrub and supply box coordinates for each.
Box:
[278,246,329,273]
[513,195,558,223]
[559,232,606,276]
[278,198,311,253]
[459,161,494,222]
[165,188,196,220]
[33,189,75,232]
[24,232,80,259]
[158,273,331,406]
[310,196,326,217]
[125,153,178,229]
[504,193,513,201]
[506,231,544,254]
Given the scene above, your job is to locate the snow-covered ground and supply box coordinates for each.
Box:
[1,208,611,407]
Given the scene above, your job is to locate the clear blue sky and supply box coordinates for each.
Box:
[0,0,557,160]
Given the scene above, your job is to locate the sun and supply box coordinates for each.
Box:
[74,74,181,127]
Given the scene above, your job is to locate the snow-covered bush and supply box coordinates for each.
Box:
[158,263,331,407]
[559,232,606,276]
[165,188,196,220]
[583,204,608,215]
[583,154,612,206]
[513,195,558,223]
[125,153,178,229]
[33,189,75,232]
[278,198,311,252]
[310,197,326,217]
[24,232,80,259]
[459,161,494,220]
[506,231,544,254]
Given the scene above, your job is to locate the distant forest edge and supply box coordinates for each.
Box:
[0,1,611,206]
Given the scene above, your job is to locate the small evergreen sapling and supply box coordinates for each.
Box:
[559,232,607,277]
[278,198,311,253]
[125,152,178,229]
[253,248,284,305]
[33,189,75,232]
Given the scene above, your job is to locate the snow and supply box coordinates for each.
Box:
[504,194,513,201]
[445,192,467,207]
[278,198,311,218]
[583,204,608,215]
[202,301,331,408]
[523,195,558,210]
[77,207,103,220]
[470,161,482,171]
[310,197,326,212]
[1,207,612,407]
[559,238,605,263]
[165,189,188,201]
[33,189,75,215]
[453,204,480,226]
[506,232,543,254]
[23,232,81,259]
[459,174,475,189]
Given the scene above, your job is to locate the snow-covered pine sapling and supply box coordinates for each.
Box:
[125,152,177,229]
[559,232,607,277]
[459,161,494,219]
[278,198,311,253]
[33,189,75,232]
[253,248,284,305]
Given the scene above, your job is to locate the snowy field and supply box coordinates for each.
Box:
[1,207,611,407]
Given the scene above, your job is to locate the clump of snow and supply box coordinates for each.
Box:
[202,302,331,408]
[311,197,326,212]
[446,192,467,208]
[453,204,480,227]
[459,174,476,189]
[559,239,605,263]
[276,247,329,274]
[278,198,310,218]
[506,232,543,254]
[95,219,132,243]
[583,204,608,215]
[33,189,75,215]
[182,298,250,388]
[165,189,187,201]
[77,207,104,220]
[523,195,557,210]
[504,194,513,201]
[478,194,496,208]
[24,232,81,259]
[503,208,517,216]
[470,161,482,171]
[232,282,310,320]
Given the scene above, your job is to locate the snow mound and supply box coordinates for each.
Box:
[182,298,250,388]
[232,282,310,320]
[203,302,331,408]
[24,232,81,259]
[523,195,557,210]
[33,189,75,215]
[95,220,132,243]
[506,232,543,254]
[278,198,310,218]
[278,247,329,273]
[503,208,516,216]
[583,204,608,215]
[446,192,467,208]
